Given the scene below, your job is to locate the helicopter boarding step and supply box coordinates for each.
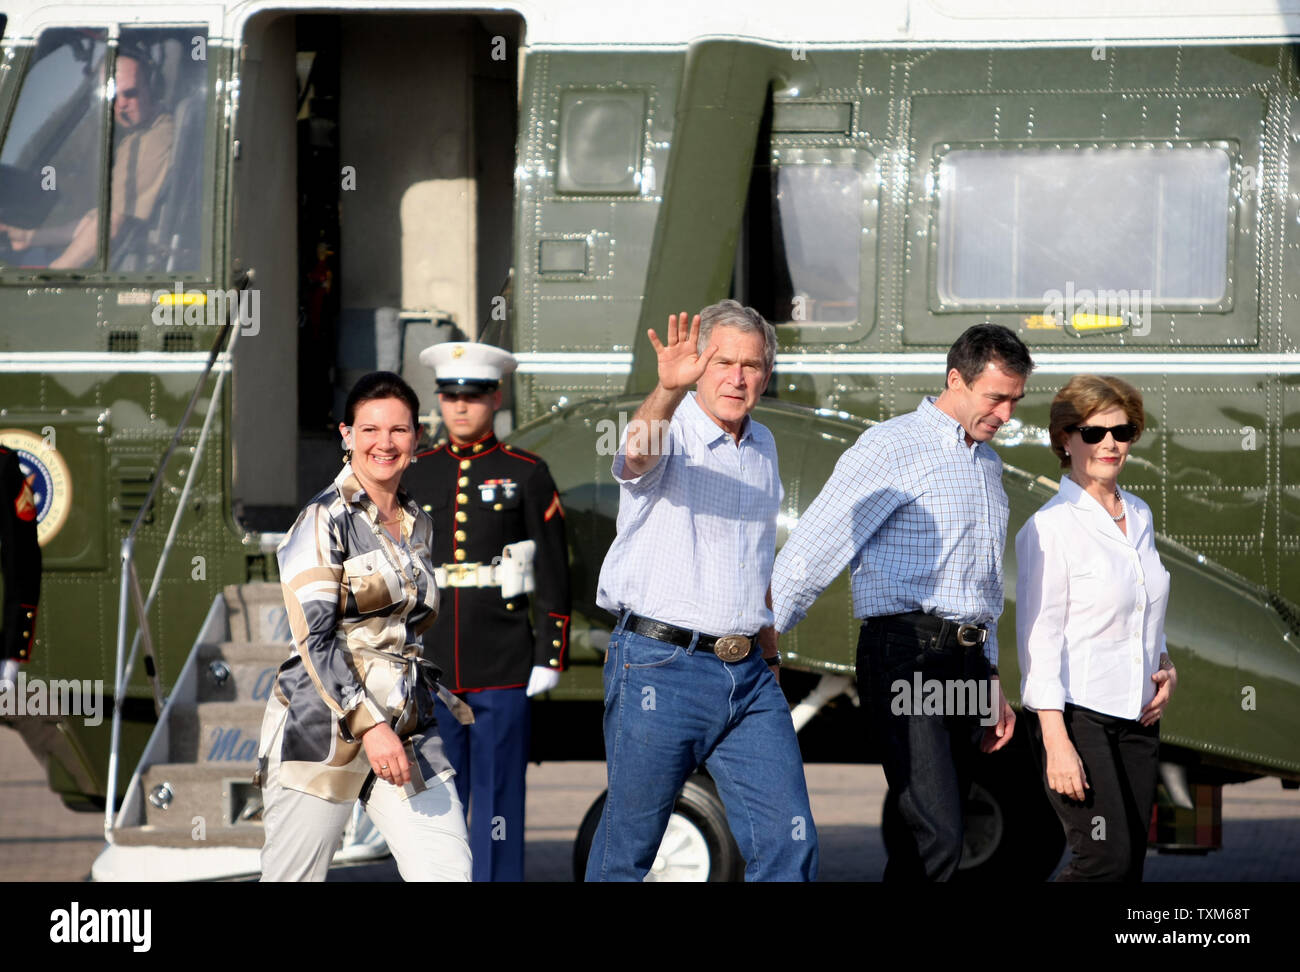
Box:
[91,583,388,880]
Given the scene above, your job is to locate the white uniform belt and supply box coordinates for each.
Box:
[434,563,501,588]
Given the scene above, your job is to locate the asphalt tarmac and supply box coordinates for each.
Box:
[3,725,1298,882]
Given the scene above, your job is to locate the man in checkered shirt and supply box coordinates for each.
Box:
[771,323,1033,882]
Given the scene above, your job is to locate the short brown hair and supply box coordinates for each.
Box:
[1048,375,1146,469]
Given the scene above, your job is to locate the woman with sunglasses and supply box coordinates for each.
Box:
[1015,374,1177,881]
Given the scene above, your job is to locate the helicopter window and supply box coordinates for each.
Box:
[0,26,210,274]
[934,144,1231,307]
[763,151,871,326]
[557,89,645,194]
[0,29,109,269]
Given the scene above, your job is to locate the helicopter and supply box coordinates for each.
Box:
[0,0,1296,880]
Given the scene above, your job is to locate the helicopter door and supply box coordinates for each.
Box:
[230,11,522,530]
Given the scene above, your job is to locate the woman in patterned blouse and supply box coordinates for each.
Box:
[258,372,471,881]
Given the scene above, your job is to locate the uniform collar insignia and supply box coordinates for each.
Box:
[449,432,498,457]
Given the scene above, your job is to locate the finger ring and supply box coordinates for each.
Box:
[381,763,389,770]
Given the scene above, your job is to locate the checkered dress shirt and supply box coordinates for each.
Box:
[770,396,1007,663]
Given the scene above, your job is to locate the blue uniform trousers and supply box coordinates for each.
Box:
[434,686,530,882]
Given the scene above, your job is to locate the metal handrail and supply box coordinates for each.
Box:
[104,278,249,843]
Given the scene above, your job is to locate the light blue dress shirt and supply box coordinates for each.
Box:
[596,392,782,636]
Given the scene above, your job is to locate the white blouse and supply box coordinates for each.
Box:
[1015,475,1171,721]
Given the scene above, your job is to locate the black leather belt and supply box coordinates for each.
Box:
[866,611,988,650]
[624,613,758,662]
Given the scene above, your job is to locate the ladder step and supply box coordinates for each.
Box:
[196,644,289,703]
[170,702,266,764]
[139,762,263,831]
[224,583,291,644]
[111,824,265,849]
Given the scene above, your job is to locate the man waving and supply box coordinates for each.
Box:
[585,300,818,882]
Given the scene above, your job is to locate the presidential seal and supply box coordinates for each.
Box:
[0,429,72,546]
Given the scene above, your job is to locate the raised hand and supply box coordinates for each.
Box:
[648,312,716,392]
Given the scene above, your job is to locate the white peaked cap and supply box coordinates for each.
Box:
[419,342,518,388]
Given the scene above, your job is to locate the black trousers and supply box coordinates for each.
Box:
[1026,704,1160,882]
[858,620,991,883]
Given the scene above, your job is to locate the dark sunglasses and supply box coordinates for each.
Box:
[1070,423,1138,445]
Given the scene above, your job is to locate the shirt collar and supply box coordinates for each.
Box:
[1059,473,1087,505]
[919,395,977,448]
[1058,472,1136,536]
[334,462,417,516]
[682,390,752,444]
[1059,472,1110,511]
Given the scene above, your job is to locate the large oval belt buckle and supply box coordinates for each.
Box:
[714,635,751,663]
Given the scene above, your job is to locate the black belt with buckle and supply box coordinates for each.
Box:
[866,611,988,650]
[624,613,757,662]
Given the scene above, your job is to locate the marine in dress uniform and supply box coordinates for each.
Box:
[0,445,41,687]
[403,342,570,882]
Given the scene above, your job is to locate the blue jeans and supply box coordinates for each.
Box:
[584,618,819,882]
[858,620,991,882]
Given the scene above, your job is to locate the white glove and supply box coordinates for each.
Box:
[1,658,18,693]
[525,666,561,697]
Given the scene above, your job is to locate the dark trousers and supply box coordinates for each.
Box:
[858,620,991,882]
[1025,704,1160,882]
[434,686,531,882]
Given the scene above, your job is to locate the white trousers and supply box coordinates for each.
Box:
[260,758,472,882]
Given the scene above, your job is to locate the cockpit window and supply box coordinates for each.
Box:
[0,25,210,273]
[934,144,1231,306]
[109,27,210,273]
[0,28,109,269]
